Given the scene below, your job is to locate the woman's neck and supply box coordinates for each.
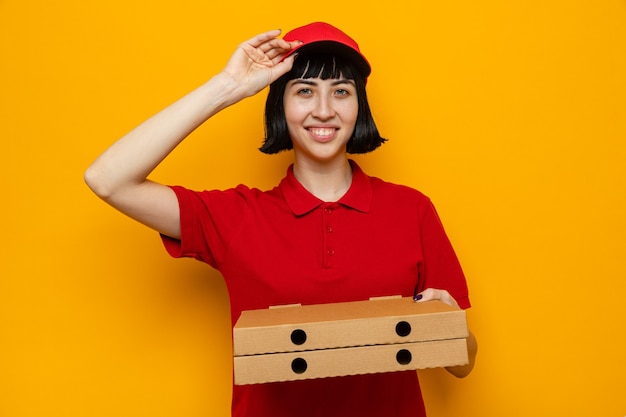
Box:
[292,157,353,202]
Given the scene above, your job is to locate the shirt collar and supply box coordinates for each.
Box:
[280,160,372,216]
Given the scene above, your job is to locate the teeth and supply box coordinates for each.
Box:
[310,128,334,137]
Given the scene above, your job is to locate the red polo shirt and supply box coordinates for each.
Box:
[162,160,470,417]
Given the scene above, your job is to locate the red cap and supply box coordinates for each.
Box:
[282,22,371,78]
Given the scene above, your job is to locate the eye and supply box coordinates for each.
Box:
[297,88,313,95]
[334,87,356,98]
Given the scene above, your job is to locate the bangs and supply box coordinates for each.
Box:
[290,54,357,80]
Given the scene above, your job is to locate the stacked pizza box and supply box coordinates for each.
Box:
[233,296,469,385]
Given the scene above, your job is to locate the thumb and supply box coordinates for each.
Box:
[268,52,297,83]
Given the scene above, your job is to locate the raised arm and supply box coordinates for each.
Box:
[84,30,299,239]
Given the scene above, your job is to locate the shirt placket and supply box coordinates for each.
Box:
[321,202,338,268]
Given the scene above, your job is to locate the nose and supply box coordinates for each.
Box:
[311,94,336,120]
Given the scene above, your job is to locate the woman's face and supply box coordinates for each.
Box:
[283,76,358,163]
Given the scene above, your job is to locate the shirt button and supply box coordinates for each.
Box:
[327,226,333,233]
[324,207,332,214]
[327,249,335,256]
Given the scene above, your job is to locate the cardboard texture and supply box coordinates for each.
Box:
[233,297,468,385]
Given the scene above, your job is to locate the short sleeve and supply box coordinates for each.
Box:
[418,200,471,309]
[160,184,254,269]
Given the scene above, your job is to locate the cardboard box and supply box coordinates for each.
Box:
[233,297,468,385]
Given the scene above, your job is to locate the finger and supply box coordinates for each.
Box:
[260,39,300,61]
[265,53,297,83]
[259,37,289,51]
[268,41,303,67]
[414,288,459,308]
[245,29,282,48]
[413,288,437,302]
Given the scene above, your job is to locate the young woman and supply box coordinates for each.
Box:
[85,22,477,417]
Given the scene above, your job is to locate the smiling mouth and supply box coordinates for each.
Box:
[309,128,336,139]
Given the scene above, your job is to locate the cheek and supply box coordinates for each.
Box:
[284,109,299,134]
[284,102,313,134]
[283,98,301,124]
[283,107,301,139]
[339,101,359,125]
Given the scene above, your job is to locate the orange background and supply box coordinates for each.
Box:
[1,1,625,416]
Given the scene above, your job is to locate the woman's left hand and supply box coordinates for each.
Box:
[414,287,478,378]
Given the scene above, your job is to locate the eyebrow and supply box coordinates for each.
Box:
[289,78,355,87]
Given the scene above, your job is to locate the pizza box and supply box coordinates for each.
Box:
[233,297,469,385]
